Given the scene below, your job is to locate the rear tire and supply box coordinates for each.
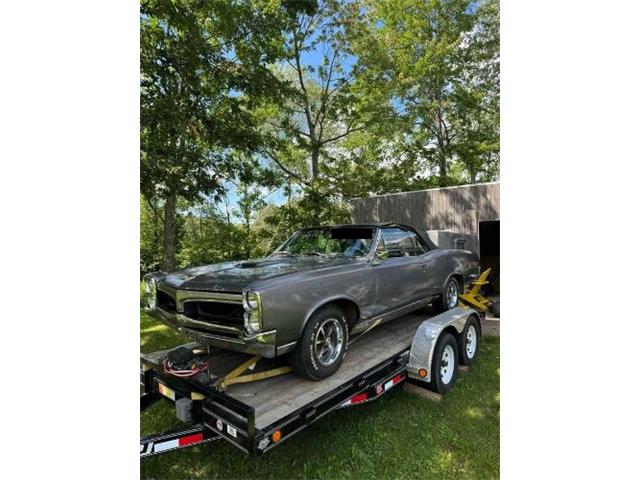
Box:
[290,305,348,380]
[432,277,460,312]
[458,316,481,366]
[427,333,459,394]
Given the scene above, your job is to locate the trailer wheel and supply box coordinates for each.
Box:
[458,316,481,365]
[427,333,459,394]
[432,277,459,312]
[290,305,349,381]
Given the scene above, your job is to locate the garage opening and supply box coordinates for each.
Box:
[479,221,500,293]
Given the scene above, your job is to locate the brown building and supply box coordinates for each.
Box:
[350,181,500,290]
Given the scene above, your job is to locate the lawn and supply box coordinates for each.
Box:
[141,309,500,479]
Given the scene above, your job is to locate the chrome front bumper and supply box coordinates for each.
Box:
[147,307,279,358]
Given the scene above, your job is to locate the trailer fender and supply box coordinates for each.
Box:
[407,307,480,383]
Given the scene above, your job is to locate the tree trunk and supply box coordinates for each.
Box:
[311,147,320,181]
[438,152,448,186]
[162,194,177,272]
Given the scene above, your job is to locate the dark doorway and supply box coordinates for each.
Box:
[479,221,500,293]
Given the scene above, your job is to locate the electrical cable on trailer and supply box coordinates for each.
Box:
[162,346,209,378]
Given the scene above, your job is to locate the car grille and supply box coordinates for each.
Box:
[157,290,176,313]
[182,301,244,328]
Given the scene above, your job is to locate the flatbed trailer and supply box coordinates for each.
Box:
[140,306,482,458]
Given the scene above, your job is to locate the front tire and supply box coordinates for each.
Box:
[433,277,460,312]
[427,333,459,394]
[290,305,348,380]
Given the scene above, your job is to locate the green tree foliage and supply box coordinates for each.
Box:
[347,0,500,187]
[140,0,294,270]
[177,201,244,267]
[258,0,383,219]
[255,192,351,253]
[140,196,164,274]
[139,0,499,274]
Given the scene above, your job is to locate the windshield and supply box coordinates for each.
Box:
[273,227,375,258]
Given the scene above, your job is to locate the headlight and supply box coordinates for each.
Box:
[244,291,260,310]
[243,291,262,334]
[143,274,157,309]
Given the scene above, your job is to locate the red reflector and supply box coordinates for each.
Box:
[178,432,204,446]
[392,374,403,385]
[351,393,368,404]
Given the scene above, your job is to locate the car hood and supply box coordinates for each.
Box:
[160,256,356,292]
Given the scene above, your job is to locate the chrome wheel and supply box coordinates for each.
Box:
[466,325,477,358]
[446,280,459,309]
[440,344,455,384]
[314,318,344,367]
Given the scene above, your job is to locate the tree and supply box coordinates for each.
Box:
[141,0,294,270]
[260,0,381,215]
[452,0,500,182]
[347,0,499,187]
[140,195,164,275]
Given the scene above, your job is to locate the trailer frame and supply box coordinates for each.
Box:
[140,306,481,458]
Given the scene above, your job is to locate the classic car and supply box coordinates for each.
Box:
[143,223,480,380]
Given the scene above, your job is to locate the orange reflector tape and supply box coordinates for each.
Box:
[418,369,427,378]
[271,430,282,443]
[158,383,175,400]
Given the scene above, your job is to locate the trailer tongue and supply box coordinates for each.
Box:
[141,307,482,457]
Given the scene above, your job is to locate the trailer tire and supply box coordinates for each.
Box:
[290,305,349,381]
[432,277,460,313]
[458,316,481,366]
[427,333,459,394]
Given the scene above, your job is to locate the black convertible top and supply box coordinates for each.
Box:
[299,223,439,250]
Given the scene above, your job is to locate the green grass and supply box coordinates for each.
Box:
[141,310,500,479]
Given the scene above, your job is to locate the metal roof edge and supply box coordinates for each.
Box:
[350,181,500,202]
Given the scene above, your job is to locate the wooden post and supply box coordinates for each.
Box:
[404,382,442,402]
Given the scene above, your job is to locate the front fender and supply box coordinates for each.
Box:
[259,273,370,346]
[297,294,361,338]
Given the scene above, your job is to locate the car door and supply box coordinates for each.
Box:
[368,227,430,316]
[419,247,455,297]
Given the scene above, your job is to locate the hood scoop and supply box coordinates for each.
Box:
[237,260,283,269]
[238,261,260,268]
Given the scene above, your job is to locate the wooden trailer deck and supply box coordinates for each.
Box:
[226,313,427,429]
[142,312,431,430]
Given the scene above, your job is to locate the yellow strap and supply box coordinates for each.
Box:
[222,366,293,387]
[224,355,261,380]
[349,317,382,344]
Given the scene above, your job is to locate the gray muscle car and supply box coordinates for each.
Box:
[143,224,480,380]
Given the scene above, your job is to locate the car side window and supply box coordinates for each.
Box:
[380,228,428,257]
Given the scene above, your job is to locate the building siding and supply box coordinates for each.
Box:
[350,182,500,238]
